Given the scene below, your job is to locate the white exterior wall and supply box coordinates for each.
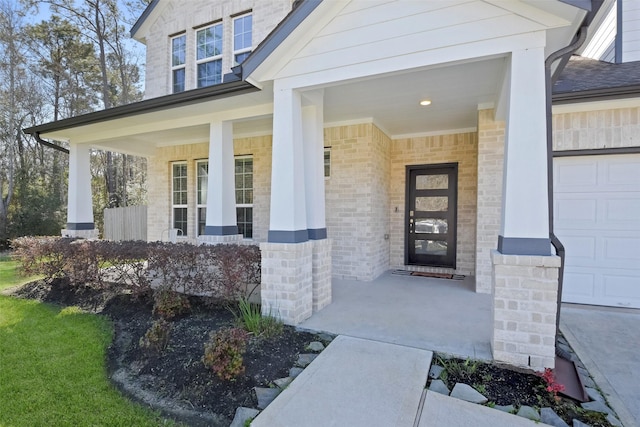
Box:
[622,0,640,62]
[140,0,292,99]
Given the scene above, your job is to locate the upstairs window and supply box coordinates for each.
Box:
[233,13,252,65]
[171,34,186,93]
[196,23,223,87]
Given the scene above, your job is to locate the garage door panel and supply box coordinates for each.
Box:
[562,270,595,297]
[605,197,640,224]
[602,160,640,190]
[559,235,596,262]
[603,237,640,263]
[555,153,640,308]
[555,161,598,191]
[555,197,597,228]
[603,274,640,308]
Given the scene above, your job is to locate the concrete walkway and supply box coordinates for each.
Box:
[560,304,640,427]
[299,272,492,360]
[252,336,548,427]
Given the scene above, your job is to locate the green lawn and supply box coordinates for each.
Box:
[0,257,173,426]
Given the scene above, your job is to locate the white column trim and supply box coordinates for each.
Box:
[499,47,551,255]
[204,120,238,236]
[302,89,327,239]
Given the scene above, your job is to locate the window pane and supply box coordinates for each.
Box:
[416,174,448,190]
[197,24,222,60]
[235,51,251,64]
[237,207,253,238]
[324,149,330,177]
[416,196,448,212]
[415,218,448,234]
[173,207,187,236]
[415,240,447,255]
[233,15,252,51]
[198,207,206,236]
[171,35,186,66]
[172,68,185,93]
[197,60,222,87]
[197,162,208,205]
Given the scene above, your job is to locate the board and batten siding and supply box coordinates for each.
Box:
[622,0,640,62]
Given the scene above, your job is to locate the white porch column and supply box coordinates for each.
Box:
[302,90,332,312]
[62,143,98,238]
[499,47,550,256]
[199,120,242,244]
[260,84,313,325]
[491,47,559,372]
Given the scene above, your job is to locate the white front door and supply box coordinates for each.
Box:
[554,153,640,308]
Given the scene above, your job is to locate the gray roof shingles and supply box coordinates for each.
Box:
[553,55,640,99]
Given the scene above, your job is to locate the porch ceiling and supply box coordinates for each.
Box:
[40,57,506,155]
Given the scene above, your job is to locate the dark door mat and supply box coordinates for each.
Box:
[391,270,465,280]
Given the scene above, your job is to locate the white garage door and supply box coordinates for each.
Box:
[554,153,640,308]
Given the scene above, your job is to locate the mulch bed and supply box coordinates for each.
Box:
[12,279,328,426]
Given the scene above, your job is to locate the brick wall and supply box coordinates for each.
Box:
[553,106,640,151]
[148,122,481,282]
[476,109,505,293]
[324,123,392,281]
[389,132,478,276]
[141,0,292,99]
[146,135,272,242]
[491,251,560,371]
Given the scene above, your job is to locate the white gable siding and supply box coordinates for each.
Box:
[270,0,555,87]
[580,0,617,62]
[622,0,640,62]
[142,0,292,99]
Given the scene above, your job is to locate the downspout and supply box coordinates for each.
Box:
[544,25,588,347]
[32,132,70,155]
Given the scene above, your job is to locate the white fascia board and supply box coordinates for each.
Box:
[392,127,478,140]
[272,31,546,92]
[42,102,274,145]
[484,0,571,28]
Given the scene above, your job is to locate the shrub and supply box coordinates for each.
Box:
[11,237,261,303]
[152,286,191,319]
[147,243,261,301]
[139,319,172,353]
[202,327,249,381]
[235,298,283,338]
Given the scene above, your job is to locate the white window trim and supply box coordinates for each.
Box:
[171,161,188,237]
[232,13,252,66]
[196,160,208,237]
[170,33,186,93]
[196,23,223,87]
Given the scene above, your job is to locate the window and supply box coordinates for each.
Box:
[233,13,252,65]
[196,23,223,87]
[324,147,331,178]
[172,162,188,236]
[196,160,208,236]
[171,34,186,93]
[235,156,253,238]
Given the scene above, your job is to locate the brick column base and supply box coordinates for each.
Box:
[197,234,243,245]
[311,238,332,312]
[61,228,99,239]
[491,250,560,371]
[260,241,313,325]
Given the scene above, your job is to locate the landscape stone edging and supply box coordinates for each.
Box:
[427,337,622,427]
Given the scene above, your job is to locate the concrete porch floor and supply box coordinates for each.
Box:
[299,271,493,360]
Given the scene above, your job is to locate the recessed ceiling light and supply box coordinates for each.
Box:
[420,100,432,106]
